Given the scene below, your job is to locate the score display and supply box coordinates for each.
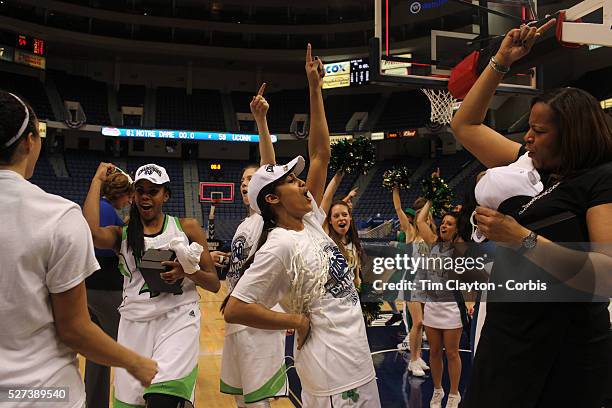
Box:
[350,59,370,86]
[16,35,46,56]
[322,58,370,89]
[102,127,278,143]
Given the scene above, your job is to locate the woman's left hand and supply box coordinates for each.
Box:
[160,261,186,284]
[474,206,530,244]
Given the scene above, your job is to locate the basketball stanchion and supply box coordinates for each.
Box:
[207,198,220,240]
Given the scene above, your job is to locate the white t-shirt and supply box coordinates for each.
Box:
[0,170,99,408]
[231,197,375,396]
[225,213,264,336]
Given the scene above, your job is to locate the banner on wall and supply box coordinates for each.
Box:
[14,50,46,69]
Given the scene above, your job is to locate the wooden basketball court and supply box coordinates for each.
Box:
[79,282,294,407]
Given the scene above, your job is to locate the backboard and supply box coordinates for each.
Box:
[199,182,235,203]
[372,0,541,95]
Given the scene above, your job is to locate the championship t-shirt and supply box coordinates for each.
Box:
[225,213,264,336]
[231,195,375,396]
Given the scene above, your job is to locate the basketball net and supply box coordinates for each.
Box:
[421,88,458,126]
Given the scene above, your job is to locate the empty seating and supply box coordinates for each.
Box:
[156,87,225,131]
[52,71,111,125]
[0,71,54,120]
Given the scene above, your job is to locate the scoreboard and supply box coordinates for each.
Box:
[322,58,370,89]
[16,34,46,56]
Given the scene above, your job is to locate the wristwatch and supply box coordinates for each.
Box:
[517,231,538,255]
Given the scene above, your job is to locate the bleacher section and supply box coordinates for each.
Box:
[118,84,145,107]
[231,89,309,133]
[231,91,252,114]
[325,94,379,133]
[436,150,476,181]
[265,89,308,133]
[156,87,225,131]
[376,90,430,131]
[28,143,477,242]
[52,71,111,125]
[353,158,423,222]
[0,71,54,120]
[30,151,186,219]
[29,153,79,202]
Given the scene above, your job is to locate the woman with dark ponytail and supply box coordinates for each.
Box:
[224,44,381,408]
[84,161,219,408]
[0,90,157,407]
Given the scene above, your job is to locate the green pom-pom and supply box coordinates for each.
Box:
[421,174,455,217]
[330,137,376,175]
[382,166,413,191]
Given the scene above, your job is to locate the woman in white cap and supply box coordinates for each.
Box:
[223,45,381,408]
[83,161,219,408]
[0,90,157,408]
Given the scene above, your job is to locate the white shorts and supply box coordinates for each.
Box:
[113,302,200,407]
[301,379,381,408]
[220,327,288,404]
[424,302,463,330]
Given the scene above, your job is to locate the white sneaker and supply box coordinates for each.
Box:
[408,360,426,377]
[445,393,461,408]
[430,388,445,408]
[417,357,430,370]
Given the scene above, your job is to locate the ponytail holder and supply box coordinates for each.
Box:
[3,93,30,148]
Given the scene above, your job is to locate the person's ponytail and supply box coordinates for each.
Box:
[127,203,145,262]
[220,193,277,313]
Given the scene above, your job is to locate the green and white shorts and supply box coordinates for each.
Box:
[301,379,381,408]
[113,303,200,408]
[220,327,288,405]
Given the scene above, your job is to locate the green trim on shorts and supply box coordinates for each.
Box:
[173,216,184,232]
[220,379,243,395]
[243,363,287,403]
[122,225,127,241]
[143,365,198,401]
[112,391,144,408]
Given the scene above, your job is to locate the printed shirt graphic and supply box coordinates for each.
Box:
[421,243,456,302]
[231,194,375,396]
[118,215,199,321]
[225,213,264,336]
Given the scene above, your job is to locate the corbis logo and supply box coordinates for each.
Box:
[138,165,162,178]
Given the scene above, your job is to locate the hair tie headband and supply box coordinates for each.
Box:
[3,93,30,148]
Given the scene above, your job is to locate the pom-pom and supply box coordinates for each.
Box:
[330,137,376,175]
[382,166,413,191]
[421,174,455,217]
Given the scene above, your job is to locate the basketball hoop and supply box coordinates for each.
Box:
[421,88,458,126]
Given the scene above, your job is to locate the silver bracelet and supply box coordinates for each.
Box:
[489,56,510,74]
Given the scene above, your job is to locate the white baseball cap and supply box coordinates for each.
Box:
[248,156,306,215]
[134,163,170,185]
